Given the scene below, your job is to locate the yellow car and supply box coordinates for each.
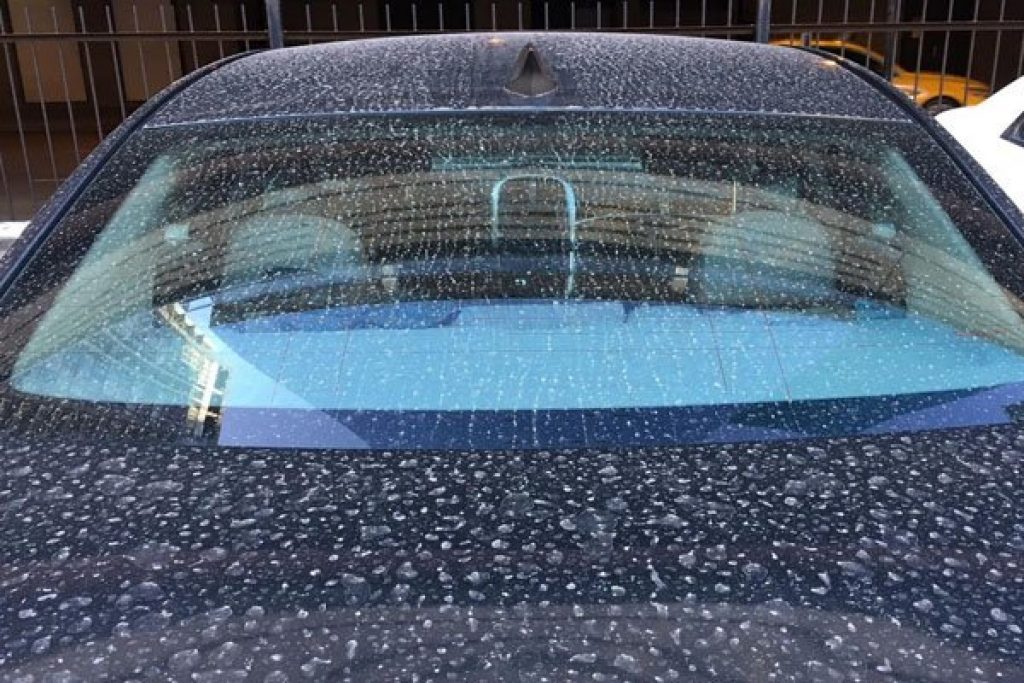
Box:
[772,39,990,114]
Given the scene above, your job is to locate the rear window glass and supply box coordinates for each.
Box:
[4,112,1024,449]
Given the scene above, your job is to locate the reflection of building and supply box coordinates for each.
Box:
[158,303,225,439]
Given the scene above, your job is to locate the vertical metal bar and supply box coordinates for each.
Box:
[22,7,59,184]
[597,1,602,29]
[132,2,151,99]
[491,2,497,30]
[77,5,104,141]
[840,0,850,57]
[755,0,772,43]
[883,0,900,81]
[701,0,706,30]
[185,3,200,67]
[158,2,175,84]
[815,0,823,45]
[938,0,953,108]
[265,0,284,48]
[675,0,680,29]
[790,0,798,45]
[412,2,418,32]
[385,2,392,32]
[438,2,444,31]
[913,0,928,104]
[50,6,80,165]
[241,3,252,51]
[105,3,127,120]
[623,0,628,29]
[1016,32,1024,79]
[866,0,876,55]
[305,2,313,45]
[358,3,365,32]
[571,1,576,29]
[213,2,225,58]
[544,2,549,30]
[465,2,471,30]
[649,0,654,29]
[988,0,1006,92]
[962,0,980,103]
[0,151,13,219]
[0,10,35,206]
[726,0,733,40]
[518,1,523,30]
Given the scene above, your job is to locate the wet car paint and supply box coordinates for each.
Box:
[1,426,1023,680]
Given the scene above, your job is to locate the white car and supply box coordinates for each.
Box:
[0,221,27,257]
[938,77,1024,212]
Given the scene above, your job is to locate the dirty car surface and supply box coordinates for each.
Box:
[0,34,1022,682]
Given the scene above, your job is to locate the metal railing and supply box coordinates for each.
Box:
[2,0,1023,220]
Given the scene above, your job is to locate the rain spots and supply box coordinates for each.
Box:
[837,560,870,578]
[612,652,642,674]
[121,580,164,605]
[128,610,173,635]
[569,652,597,664]
[29,636,50,655]
[359,524,392,541]
[299,656,331,678]
[741,562,767,582]
[498,491,534,517]
[0,154,1020,683]
[913,598,935,613]
[7,465,31,478]
[95,474,135,496]
[209,641,242,667]
[395,561,418,580]
[200,547,229,563]
[141,479,184,497]
[167,648,201,672]
[150,33,909,127]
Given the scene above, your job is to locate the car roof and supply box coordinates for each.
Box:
[149,32,911,126]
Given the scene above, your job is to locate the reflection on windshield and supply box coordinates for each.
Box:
[10,114,1024,448]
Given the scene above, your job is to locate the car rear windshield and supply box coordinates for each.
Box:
[4,112,1024,449]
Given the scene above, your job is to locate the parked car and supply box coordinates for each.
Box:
[939,76,1024,212]
[773,38,991,113]
[0,33,1023,681]
[0,222,26,259]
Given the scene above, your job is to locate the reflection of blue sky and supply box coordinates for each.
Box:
[186,299,1024,411]
[15,298,1024,415]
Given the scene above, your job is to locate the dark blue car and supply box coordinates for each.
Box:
[0,33,1022,681]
